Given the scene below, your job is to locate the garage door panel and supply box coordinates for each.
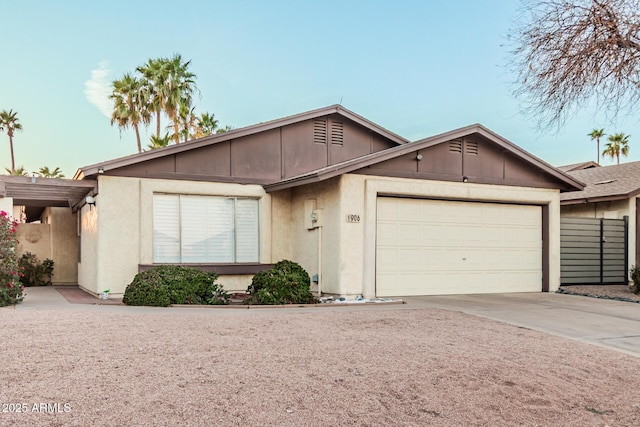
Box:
[376,197,542,296]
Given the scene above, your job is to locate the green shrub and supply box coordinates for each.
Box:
[18,252,54,287]
[123,265,230,307]
[245,260,316,305]
[630,265,640,295]
[0,210,23,306]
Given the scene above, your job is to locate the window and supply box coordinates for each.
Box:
[153,194,259,263]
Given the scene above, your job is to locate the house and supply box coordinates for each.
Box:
[560,161,640,285]
[1,105,583,297]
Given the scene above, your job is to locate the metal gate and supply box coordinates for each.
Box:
[560,217,628,285]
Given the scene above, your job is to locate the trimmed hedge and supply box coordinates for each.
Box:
[123,265,230,307]
[245,260,316,305]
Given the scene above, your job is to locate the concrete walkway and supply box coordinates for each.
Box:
[404,293,640,358]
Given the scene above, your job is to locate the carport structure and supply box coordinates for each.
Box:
[0,175,96,221]
[0,175,97,286]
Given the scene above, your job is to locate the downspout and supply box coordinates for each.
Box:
[317,225,322,297]
[310,208,323,297]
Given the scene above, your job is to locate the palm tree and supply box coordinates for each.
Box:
[137,57,166,139]
[0,110,22,172]
[110,73,150,153]
[138,54,198,144]
[588,128,605,164]
[172,101,198,142]
[163,54,197,144]
[146,133,172,151]
[216,125,234,134]
[602,133,630,165]
[4,166,27,176]
[36,166,65,178]
[196,112,219,138]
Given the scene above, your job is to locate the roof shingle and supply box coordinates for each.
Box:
[560,161,640,204]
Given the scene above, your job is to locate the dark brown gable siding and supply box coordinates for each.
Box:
[418,142,462,175]
[504,152,551,183]
[112,156,178,177]
[330,115,380,164]
[281,114,396,179]
[358,134,569,189]
[282,120,328,178]
[176,141,231,176]
[105,114,399,182]
[230,128,282,180]
[462,137,504,179]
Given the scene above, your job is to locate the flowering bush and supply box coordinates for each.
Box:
[0,210,24,306]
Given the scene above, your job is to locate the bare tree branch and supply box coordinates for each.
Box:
[509,0,640,130]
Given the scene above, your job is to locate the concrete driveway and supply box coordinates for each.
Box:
[404,292,640,357]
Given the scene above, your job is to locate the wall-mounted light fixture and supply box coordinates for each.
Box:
[462,176,469,183]
[97,167,104,174]
[416,154,423,161]
[86,195,96,208]
[31,175,36,184]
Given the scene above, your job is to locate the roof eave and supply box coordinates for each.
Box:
[560,188,640,205]
[77,105,409,178]
[469,125,585,191]
[266,123,585,192]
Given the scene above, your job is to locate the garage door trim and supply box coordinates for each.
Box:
[374,193,550,295]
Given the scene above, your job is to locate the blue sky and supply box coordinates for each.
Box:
[1,0,639,177]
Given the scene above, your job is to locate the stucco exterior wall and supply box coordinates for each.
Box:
[43,207,78,284]
[85,175,271,296]
[336,175,368,295]
[269,189,293,262]
[0,197,13,215]
[78,196,100,294]
[561,200,630,219]
[273,173,562,297]
[287,177,342,294]
[15,208,78,285]
[16,224,51,264]
[81,173,565,298]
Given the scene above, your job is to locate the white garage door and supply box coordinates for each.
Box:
[376,197,542,296]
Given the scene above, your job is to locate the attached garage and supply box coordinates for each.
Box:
[376,197,543,296]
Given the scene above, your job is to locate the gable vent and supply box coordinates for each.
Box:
[465,141,479,155]
[330,121,344,145]
[449,140,462,153]
[313,119,327,144]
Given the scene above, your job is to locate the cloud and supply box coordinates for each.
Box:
[84,60,112,118]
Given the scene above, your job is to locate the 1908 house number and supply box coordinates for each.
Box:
[346,214,360,223]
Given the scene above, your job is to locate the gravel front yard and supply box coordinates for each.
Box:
[1,304,640,426]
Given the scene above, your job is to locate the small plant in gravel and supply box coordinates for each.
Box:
[245,260,317,305]
[630,266,640,294]
[0,210,24,306]
[123,265,230,307]
[18,252,54,287]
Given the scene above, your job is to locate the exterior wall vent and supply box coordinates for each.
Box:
[313,119,328,144]
[331,120,344,145]
[449,140,462,153]
[465,141,479,155]
[330,121,344,145]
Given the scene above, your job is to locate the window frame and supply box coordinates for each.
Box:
[153,194,260,264]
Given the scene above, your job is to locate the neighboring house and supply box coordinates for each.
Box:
[560,161,640,285]
[557,161,600,173]
[1,105,583,297]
